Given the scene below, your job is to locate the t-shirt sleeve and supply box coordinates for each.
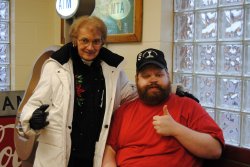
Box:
[198,113,225,146]
[185,99,225,146]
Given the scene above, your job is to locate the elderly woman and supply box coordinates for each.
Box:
[19,16,137,167]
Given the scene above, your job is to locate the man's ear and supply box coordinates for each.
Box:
[135,73,139,83]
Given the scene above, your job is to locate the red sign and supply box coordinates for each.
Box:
[0,117,21,167]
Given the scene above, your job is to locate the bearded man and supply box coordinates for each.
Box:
[101,48,224,167]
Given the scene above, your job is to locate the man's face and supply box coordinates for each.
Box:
[136,64,171,106]
[76,26,103,61]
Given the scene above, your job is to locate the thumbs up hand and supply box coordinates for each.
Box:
[153,105,178,136]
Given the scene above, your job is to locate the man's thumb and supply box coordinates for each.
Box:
[163,105,168,115]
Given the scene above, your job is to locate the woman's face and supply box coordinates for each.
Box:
[76,26,103,61]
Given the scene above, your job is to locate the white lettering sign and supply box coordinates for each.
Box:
[0,124,21,167]
[56,0,79,19]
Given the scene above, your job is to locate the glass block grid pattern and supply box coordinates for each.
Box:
[173,0,250,148]
[0,0,10,91]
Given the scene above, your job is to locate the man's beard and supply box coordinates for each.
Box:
[137,82,171,106]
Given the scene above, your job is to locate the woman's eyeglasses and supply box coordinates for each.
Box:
[78,38,103,47]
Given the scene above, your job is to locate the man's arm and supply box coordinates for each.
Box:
[169,121,222,159]
[153,105,222,159]
[102,145,117,167]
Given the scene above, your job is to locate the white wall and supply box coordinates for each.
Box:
[11,0,61,90]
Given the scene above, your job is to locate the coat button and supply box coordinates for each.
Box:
[68,126,72,129]
[104,125,109,128]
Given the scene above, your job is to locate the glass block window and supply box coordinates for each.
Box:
[0,0,10,91]
[174,0,250,148]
